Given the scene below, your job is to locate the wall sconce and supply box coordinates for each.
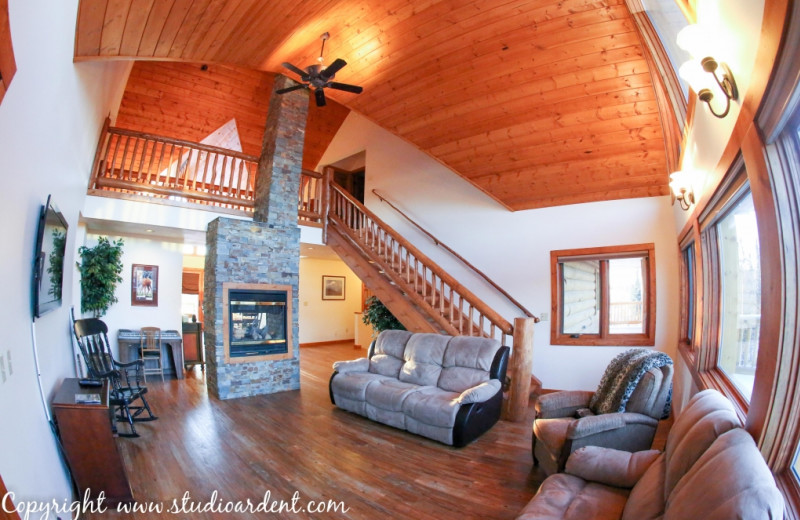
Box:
[669,171,696,211]
[676,25,739,118]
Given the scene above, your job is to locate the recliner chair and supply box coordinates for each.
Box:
[532,349,673,475]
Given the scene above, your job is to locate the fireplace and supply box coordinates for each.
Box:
[223,282,293,363]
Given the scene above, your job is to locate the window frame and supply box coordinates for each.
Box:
[550,243,656,347]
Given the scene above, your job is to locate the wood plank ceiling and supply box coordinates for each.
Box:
[75,0,670,211]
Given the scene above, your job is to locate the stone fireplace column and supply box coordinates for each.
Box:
[204,76,309,399]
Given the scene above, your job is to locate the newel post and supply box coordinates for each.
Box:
[506,317,536,422]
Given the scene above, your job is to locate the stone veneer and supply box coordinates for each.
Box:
[204,218,301,399]
[204,75,308,400]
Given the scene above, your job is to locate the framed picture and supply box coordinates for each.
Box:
[131,264,158,306]
[322,275,345,300]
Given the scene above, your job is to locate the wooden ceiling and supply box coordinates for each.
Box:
[75,0,670,210]
[115,61,350,170]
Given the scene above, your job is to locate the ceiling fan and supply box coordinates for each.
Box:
[277,32,363,107]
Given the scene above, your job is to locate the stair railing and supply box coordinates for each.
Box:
[328,181,514,346]
[372,189,539,321]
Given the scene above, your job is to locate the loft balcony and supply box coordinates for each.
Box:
[88,120,327,228]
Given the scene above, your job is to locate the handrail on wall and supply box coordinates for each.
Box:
[371,189,539,322]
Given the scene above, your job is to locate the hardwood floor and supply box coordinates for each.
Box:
[90,342,545,519]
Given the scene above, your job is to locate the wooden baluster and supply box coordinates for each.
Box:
[209,152,220,193]
[125,137,140,182]
[458,297,464,334]
[233,159,243,199]
[194,150,207,191]
[468,306,474,336]
[108,134,122,180]
[422,266,427,301]
[165,143,175,186]
[449,288,454,324]
[480,314,485,337]
[117,136,132,183]
[184,148,195,188]
[440,279,445,314]
[132,138,145,183]
[144,139,158,185]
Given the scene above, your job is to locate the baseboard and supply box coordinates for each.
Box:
[299,339,355,348]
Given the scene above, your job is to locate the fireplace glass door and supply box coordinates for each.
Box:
[228,289,288,358]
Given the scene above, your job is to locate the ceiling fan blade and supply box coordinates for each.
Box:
[320,58,347,81]
[314,88,327,107]
[282,62,309,81]
[328,82,363,94]
[276,84,307,94]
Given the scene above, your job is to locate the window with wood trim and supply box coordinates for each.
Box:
[692,159,763,408]
[550,244,656,346]
[678,239,696,349]
[0,0,16,105]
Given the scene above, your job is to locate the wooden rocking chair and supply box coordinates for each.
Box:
[72,317,158,437]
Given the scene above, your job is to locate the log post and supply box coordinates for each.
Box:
[506,316,536,422]
[322,166,333,243]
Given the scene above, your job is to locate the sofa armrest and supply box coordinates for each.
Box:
[567,412,659,439]
[536,391,595,419]
[457,379,502,404]
[565,446,661,488]
[332,358,369,374]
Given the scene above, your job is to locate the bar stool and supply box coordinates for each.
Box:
[139,327,164,382]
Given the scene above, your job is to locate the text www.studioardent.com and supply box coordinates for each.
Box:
[2,489,350,519]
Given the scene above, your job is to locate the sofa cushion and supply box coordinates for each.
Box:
[331,372,390,402]
[398,333,449,386]
[438,336,499,393]
[621,454,666,520]
[365,378,422,412]
[665,429,784,520]
[516,473,629,520]
[663,390,740,498]
[402,386,461,428]
[369,330,413,377]
[565,446,660,489]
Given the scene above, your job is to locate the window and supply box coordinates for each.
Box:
[679,241,696,347]
[551,244,655,346]
[715,193,761,400]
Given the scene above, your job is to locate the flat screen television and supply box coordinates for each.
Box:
[32,195,68,320]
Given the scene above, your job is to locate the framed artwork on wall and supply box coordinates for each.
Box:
[131,264,158,306]
[322,275,345,300]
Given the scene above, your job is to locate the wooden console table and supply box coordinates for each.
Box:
[51,378,133,506]
[117,329,184,379]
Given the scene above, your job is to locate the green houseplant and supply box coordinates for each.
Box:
[362,296,405,335]
[77,236,124,317]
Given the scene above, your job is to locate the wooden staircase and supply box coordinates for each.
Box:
[326,182,514,345]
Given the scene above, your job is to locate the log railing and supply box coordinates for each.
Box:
[89,122,325,224]
[328,181,514,345]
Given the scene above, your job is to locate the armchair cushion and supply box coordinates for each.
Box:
[536,391,594,419]
[588,349,673,418]
[457,379,501,404]
[333,358,369,374]
[565,446,660,489]
[516,474,629,520]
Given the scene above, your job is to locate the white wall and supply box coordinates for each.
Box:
[318,113,681,391]
[298,257,362,344]
[0,0,130,504]
[673,0,765,231]
[76,235,184,361]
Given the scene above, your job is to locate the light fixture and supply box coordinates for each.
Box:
[669,170,696,211]
[317,32,329,68]
[676,25,738,119]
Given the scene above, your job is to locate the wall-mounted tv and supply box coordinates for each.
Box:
[32,195,68,320]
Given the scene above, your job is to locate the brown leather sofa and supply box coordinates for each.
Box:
[517,389,784,520]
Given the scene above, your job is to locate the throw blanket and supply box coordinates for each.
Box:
[589,349,673,419]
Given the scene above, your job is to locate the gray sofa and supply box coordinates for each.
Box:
[329,330,509,447]
[517,389,784,520]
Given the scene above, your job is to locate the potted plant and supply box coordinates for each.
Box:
[361,296,405,336]
[77,236,124,317]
